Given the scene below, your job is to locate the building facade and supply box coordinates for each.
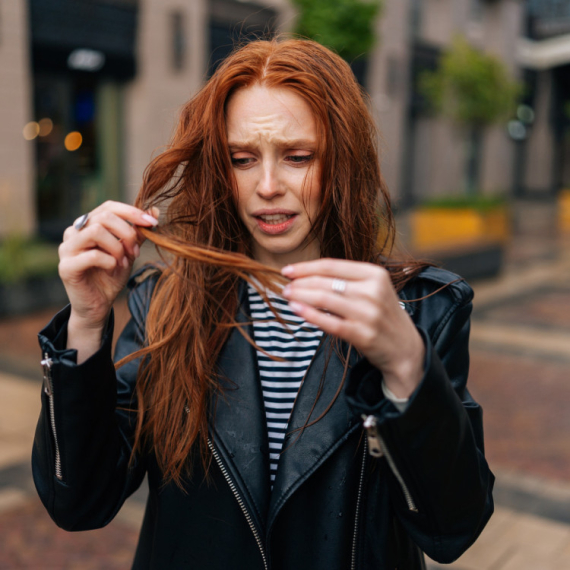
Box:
[517,0,570,197]
[368,0,526,206]
[1,0,567,240]
[0,0,291,239]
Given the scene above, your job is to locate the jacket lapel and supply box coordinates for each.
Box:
[267,336,361,529]
[212,283,365,536]
[211,284,270,535]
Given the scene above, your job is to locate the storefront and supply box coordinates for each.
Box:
[208,0,277,76]
[29,0,137,239]
[24,0,281,240]
[517,0,570,196]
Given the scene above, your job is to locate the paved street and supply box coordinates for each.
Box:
[0,233,569,568]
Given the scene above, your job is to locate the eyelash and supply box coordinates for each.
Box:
[230,154,314,167]
[287,154,314,164]
[231,157,254,166]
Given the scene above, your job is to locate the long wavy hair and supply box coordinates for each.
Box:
[122,38,425,487]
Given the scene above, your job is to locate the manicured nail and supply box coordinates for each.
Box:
[122,256,129,268]
[133,243,140,258]
[142,214,159,226]
[281,265,294,276]
[289,301,304,313]
[282,285,291,296]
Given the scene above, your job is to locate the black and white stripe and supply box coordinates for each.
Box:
[247,284,323,487]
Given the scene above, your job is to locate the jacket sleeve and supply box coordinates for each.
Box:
[32,275,155,531]
[345,274,494,564]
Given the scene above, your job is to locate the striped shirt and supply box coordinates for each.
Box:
[247,283,324,487]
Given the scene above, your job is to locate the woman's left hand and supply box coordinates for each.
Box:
[282,259,425,399]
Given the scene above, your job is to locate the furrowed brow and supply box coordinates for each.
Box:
[228,138,316,151]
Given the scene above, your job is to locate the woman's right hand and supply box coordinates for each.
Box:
[58,201,159,359]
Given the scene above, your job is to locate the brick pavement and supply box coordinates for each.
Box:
[0,235,569,569]
[0,498,139,570]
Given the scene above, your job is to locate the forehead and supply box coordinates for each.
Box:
[225,85,317,145]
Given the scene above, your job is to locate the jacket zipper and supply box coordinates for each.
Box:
[362,415,418,513]
[208,438,268,570]
[41,353,63,481]
[351,437,368,570]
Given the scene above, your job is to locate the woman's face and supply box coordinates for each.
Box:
[226,85,321,269]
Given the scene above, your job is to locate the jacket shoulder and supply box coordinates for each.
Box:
[397,266,474,351]
[401,266,473,306]
[126,264,163,326]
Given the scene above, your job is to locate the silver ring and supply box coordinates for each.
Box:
[74,213,89,231]
[331,278,347,295]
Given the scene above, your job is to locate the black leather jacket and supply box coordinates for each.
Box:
[33,266,494,569]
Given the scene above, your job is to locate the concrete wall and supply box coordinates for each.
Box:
[524,70,555,193]
[123,0,208,204]
[367,0,412,200]
[387,0,523,200]
[123,0,292,204]
[0,0,34,238]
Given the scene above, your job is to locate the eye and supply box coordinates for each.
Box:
[286,153,314,165]
[231,156,255,167]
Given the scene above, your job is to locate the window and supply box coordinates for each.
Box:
[170,11,186,72]
[411,0,422,38]
[470,0,483,22]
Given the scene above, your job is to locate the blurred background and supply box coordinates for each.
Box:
[0,0,569,568]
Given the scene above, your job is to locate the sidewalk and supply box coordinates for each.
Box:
[0,232,569,568]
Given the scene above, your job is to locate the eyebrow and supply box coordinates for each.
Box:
[228,138,317,151]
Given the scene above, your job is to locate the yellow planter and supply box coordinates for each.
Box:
[411,207,509,251]
[559,190,570,233]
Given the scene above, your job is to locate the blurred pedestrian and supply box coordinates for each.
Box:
[33,38,493,569]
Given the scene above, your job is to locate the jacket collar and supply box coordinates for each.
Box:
[211,283,270,535]
[267,335,361,530]
[211,282,361,536]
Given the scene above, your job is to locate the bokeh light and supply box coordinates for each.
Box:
[22,121,40,140]
[64,131,83,151]
[38,118,54,137]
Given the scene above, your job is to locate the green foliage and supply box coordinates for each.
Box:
[0,235,59,284]
[419,194,507,212]
[419,37,522,127]
[293,0,382,60]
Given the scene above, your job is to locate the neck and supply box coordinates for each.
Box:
[253,242,321,271]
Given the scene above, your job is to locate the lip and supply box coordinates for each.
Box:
[251,210,298,235]
[251,208,297,217]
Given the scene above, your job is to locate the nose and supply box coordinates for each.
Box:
[257,163,283,199]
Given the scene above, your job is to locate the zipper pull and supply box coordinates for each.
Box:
[362,414,383,457]
[41,353,53,396]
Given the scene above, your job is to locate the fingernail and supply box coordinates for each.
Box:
[133,244,140,258]
[289,301,304,313]
[142,214,159,226]
[282,285,291,296]
[122,256,129,268]
[282,265,294,276]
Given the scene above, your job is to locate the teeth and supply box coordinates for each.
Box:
[259,214,292,224]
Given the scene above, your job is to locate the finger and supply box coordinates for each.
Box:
[84,211,141,257]
[288,300,366,344]
[284,286,371,322]
[282,258,382,280]
[89,201,159,229]
[284,275,371,298]
[59,249,121,278]
[61,223,129,263]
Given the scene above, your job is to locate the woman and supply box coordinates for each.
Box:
[33,39,493,569]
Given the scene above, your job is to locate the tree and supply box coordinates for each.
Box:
[292,0,382,61]
[419,36,522,194]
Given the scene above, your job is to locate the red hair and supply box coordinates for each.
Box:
[122,38,424,487]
